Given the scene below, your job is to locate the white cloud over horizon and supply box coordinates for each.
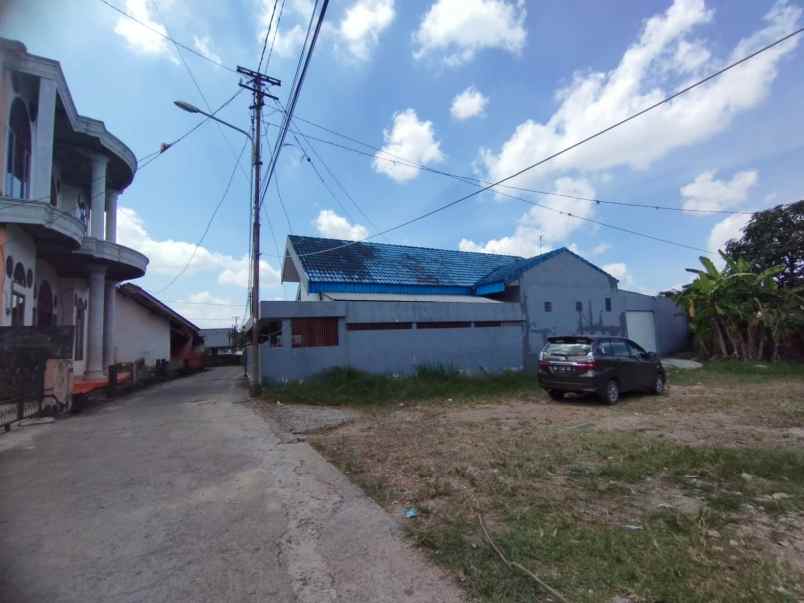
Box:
[479,0,801,189]
[459,177,597,256]
[680,169,759,211]
[314,210,368,240]
[117,207,280,289]
[171,291,243,329]
[373,109,444,182]
[450,86,489,120]
[413,0,527,66]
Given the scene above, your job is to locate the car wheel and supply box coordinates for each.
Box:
[600,379,619,405]
[651,375,666,395]
[547,390,564,401]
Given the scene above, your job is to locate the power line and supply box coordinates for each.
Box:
[259,0,329,211]
[274,117,759,216]
[277,103,383,231]
[98,0,237,73]
[273,169,293,233]
[264,0,289,71]
[257,0,280,71]
[276,25,804,259]
[153,139,248,294]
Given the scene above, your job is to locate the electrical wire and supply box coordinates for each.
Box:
[273,169,293,234]
[277,25,804,259]
[153,138,249,294]
[98,0,237,72]
[274,117,759,216]
[259,0,329,211]
[257,0,280,71]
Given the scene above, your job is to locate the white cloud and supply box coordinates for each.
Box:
[117,207,280,288]
[113,0,176,60]
[708,213,751,261]
[591,243,611,255]
[459,177,597,257]
[413,0,527,66]
[171,291,243,329]
[480,0,801,189]
[336,0,395,60]
[314,210,368,240]
[602,262,629,283]
[680,169,758,211]
[192,35,222,64]
[450,86,489,120]
[373,109,444,182]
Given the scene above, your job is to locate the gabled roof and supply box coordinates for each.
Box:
[117,284,201,336]
[475,247,619,286]
[285,235,523,291]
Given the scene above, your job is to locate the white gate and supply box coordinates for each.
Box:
[625,311,657,353]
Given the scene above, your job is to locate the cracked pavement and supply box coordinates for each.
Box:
[0,367,463,602]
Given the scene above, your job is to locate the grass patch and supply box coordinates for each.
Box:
[413,509,797,603]
[261,366,539,406]
[668,360,804,385]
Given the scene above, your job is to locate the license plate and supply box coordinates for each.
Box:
[553,366,572,374]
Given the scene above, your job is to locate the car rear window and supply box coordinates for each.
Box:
[543,342,592,358]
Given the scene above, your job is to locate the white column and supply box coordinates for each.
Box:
[90,154,108,239]
[31,78,57,201]
[86,265,107,378]
[103,280,117,368]
[106,189,119,243]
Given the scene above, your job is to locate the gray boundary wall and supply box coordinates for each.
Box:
[620,290,689,355]
[259,301,523,382]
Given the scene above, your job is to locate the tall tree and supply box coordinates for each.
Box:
[726,200,804,288]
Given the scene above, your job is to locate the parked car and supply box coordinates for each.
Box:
[537,335,665,404]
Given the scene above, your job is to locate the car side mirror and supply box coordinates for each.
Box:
[644,352,657,360]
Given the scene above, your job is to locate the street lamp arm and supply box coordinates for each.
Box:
[174,100,252,142]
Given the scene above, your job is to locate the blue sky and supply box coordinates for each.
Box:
[3,0,803,327]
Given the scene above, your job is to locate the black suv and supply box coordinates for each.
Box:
[537,335,665,404]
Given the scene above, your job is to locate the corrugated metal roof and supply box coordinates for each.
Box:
[321,292,501,303]
[288,235,522,288]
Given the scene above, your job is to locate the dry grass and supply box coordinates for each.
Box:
[309,369,804,602]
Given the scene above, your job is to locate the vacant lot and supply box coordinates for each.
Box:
[273,363,804,602]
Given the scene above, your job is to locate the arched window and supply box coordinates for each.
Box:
[5,98,32,199]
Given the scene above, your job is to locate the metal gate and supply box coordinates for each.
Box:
[0,326,74,431]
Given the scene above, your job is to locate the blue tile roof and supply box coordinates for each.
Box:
[287,237,618,295]
[288,235,523,290]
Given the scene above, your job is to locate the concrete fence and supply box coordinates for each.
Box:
[258,300,524,382]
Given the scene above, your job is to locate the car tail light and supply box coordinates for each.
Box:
[575,360,598,371]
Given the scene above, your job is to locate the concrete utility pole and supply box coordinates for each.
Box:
[237,66,280,391]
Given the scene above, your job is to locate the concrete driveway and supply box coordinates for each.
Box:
[0,367,462,603]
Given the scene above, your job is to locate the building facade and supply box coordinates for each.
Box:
[251,235,689,383]
[0,38,148,385]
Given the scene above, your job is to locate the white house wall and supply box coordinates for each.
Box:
[114,291,170,365]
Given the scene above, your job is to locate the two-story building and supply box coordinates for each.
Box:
[0,38,148,386]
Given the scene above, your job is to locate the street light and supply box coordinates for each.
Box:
[174,98,261,391]
[174,100,253,142]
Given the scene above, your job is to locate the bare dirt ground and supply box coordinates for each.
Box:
[307,377,804,602]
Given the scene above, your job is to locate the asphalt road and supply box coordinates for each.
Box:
[0,367,462,603]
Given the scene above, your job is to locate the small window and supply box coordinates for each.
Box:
[605,297,612,312]
[292,318,339,348]
[575,301,582,312]
[544,301,552,313]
